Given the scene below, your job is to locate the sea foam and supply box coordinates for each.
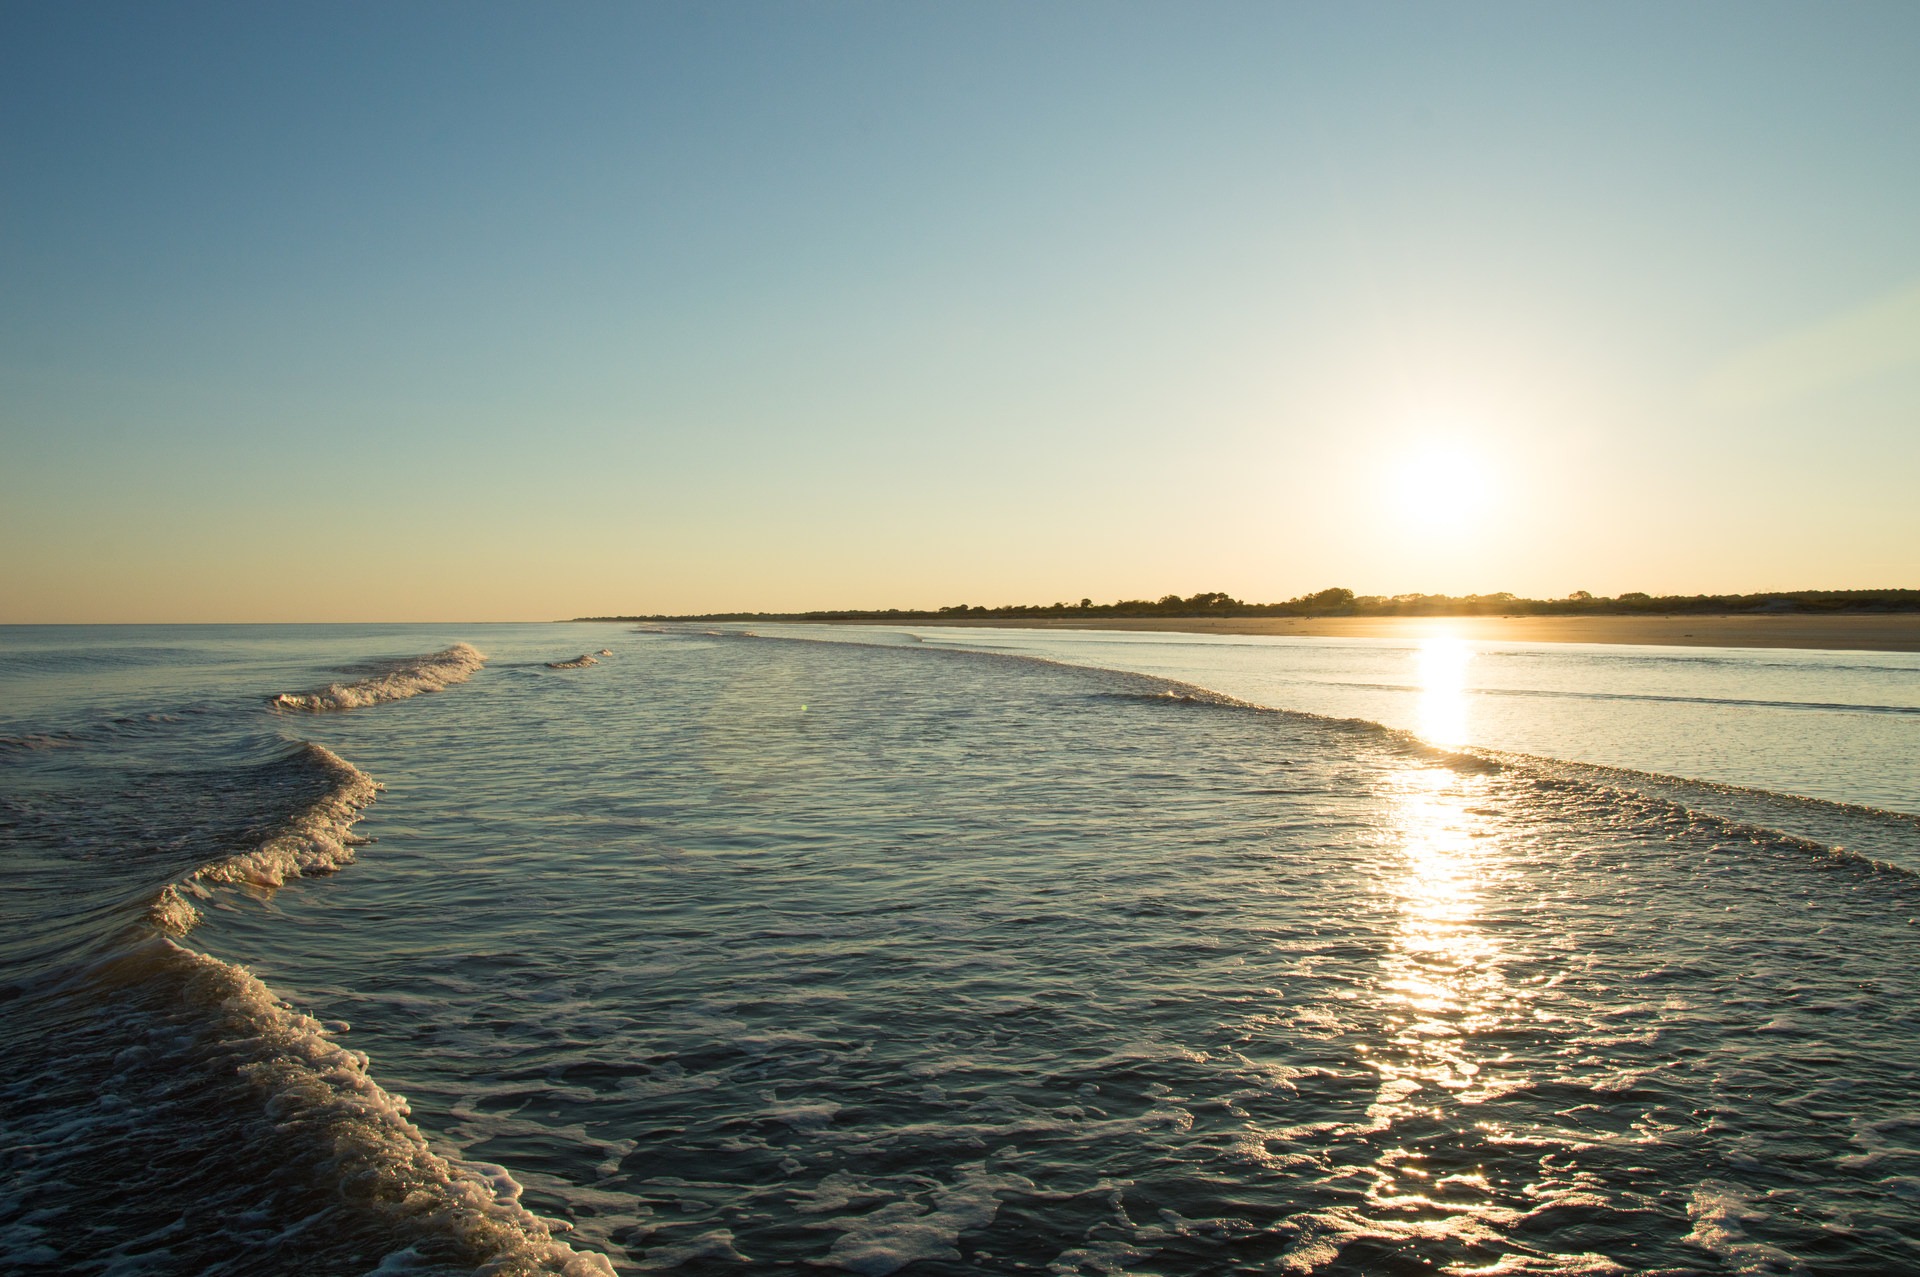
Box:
[178,945,615,1276]
[271,643,486,711]
[9,637,617,1274]
[7,939,613,1276]
[145,742,381,936]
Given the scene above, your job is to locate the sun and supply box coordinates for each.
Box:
[1389,443,1493,536]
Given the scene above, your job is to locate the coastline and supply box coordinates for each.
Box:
[828,612,1920,653]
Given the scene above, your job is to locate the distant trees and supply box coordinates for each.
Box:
[1296,587,1354,613]
[583,586,1920,624]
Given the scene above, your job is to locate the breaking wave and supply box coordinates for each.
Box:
[2,641,618,1274]
[3,940,612,1276]
[546,654,599,670]
[144,742,381,936]
[271,643,486,711]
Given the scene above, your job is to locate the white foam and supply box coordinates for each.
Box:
[766,1101,841,1130]
[1839,1111,1920,1171]
[637,1228,749,1269]
[271,644,486,712]
[1273,1201,1565,1275]
[99,738,607,1274]
[547,654,599,670]
[1451,1253,1629,1275]
[1682,1182,1808,1274]
[167,943,615,1275]
[139,743,380,937]
[1047,1238,1156,1274]
[818,1163,1029,1276]
[145,883,202,936]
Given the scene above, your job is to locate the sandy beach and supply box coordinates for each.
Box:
[861,612,1920,653]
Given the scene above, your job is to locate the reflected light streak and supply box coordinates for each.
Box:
[1351,761,1531,1246]
[1413,636,1474,747]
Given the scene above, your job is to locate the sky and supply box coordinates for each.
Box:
[3,1,1917,622]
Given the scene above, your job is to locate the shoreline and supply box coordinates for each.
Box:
[824,613,1920,653]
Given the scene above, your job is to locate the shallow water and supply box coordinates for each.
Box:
[759,624,1920,815]
[4,624,1919,1275]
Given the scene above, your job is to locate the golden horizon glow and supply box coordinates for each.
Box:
[5,9,1916,622]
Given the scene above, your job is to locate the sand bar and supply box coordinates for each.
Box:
[846,613,1920,653]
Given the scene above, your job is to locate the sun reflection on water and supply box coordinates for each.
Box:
[1412,636,1474,747]
[1369,768,1508,1112]
[1349,761,1533,1251]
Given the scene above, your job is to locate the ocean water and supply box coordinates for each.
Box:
[4,622,1920,1276]
[766,624,1920,817]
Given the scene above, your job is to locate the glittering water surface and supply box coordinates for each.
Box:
[769,624,1920,814]
[4,624,1920,1275]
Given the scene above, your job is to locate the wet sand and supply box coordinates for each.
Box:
[861,613,1920,653]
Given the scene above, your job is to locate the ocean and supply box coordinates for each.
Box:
[3,622,1918,1275]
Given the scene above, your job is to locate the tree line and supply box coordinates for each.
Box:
[577,587,1920,623]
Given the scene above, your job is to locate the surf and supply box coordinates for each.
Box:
[271,643,487,711]
[143,741,380,936]
[8,625,1919,1274]
[726,624,1920,872]
[3,640,617,1275]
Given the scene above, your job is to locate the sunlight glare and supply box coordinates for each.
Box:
[1413,636,1474,747]
[1350,763,1530,1249]
[1390,443,1493,537]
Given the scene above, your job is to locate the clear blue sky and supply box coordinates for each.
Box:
[4,1,1917,620]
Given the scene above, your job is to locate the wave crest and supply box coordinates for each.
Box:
[145,883,202,935]
[146,743,381,936]
[6,940,613,1275]
[171,948,614,1275]
[272,644,486,712]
